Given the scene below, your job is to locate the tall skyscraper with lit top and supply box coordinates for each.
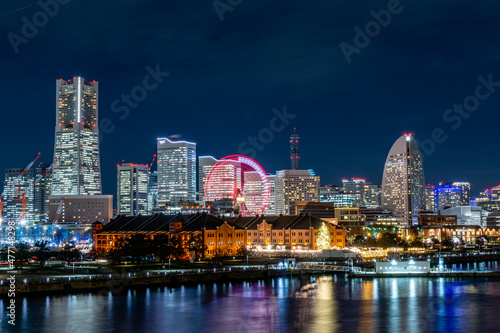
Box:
[381,134,425,227]
[51,77,101,196]
[157,138,196,205]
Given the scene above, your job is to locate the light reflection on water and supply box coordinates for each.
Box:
[2,276,500,333]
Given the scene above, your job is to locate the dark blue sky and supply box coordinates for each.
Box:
[1,0,499,197]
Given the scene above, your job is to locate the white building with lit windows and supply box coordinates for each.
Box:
[198,156,218,200]
[275,169,320,215]
[381,134,425,227]
[117,163,149,216]
[157,138,196,205]
[51,77,101,196]
[2,168,34,224]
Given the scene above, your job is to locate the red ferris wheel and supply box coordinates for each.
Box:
[204,155,270,216]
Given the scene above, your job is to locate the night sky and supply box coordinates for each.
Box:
[1,0,499,198]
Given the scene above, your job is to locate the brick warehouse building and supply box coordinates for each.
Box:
[93,213,346,257]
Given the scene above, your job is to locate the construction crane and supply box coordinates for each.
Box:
[53,197,65,225]
[149,154,157,172]
[0,153,41,224]
[13,158,58,224]
[12,185,27,224]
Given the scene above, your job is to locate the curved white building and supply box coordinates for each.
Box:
[381,134,425,227]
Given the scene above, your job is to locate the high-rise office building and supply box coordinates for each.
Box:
[265,174,276,215]
[435,186,462,210]
[117,163,149,216]
[2,168,34,223]
[198,156,218,200]
[147,171,158,214]
[290,128,300,170]
[320,185,357,207]
[452,182,471,206]
[157,138,196,205]
[381,134,425,227]
[342,178,381,208]
[52,77,101,196]
[275,169,320,215]
[34,163,53,222]
[425,184,435,211]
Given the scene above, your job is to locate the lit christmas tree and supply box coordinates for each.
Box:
[317,222,331,250]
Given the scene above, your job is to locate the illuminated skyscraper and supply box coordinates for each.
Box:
[157,138,196,204]
[2,168,34,224]
[117,163,149,216]
[290,128,300,170]
[452,182,471,206]
[147,171,158,214]
[275,169,320,215]
[435,186,461,210]
[265,174,276,215]
[342,178,381,208]
[51,77,101,196]
[381,134,425,227]
[34,163,53,222]
[198,156,218,200]
[425,184,435,211]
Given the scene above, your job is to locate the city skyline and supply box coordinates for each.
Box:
[2,2,500,331]
[1,2,500,198]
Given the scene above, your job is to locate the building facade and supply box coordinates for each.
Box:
[48,195,113,225]
[435,186,461,210]
[157,138,196,205]
[425,184,435,211]
[452,182,471,206]
[117,163,149,216]
[265,174,277,215]
[2,168,34,223]
[52,77,101,196]
[198,156,218,201]
[94,213,345,255]
[441,206,490,227]
[34,163,53,222]
[381,134,425,227]
[226,215,346,250]
[275,169,320,215]
[320,185,357,207]
[342,178,381,208]
[147,171,158,214]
